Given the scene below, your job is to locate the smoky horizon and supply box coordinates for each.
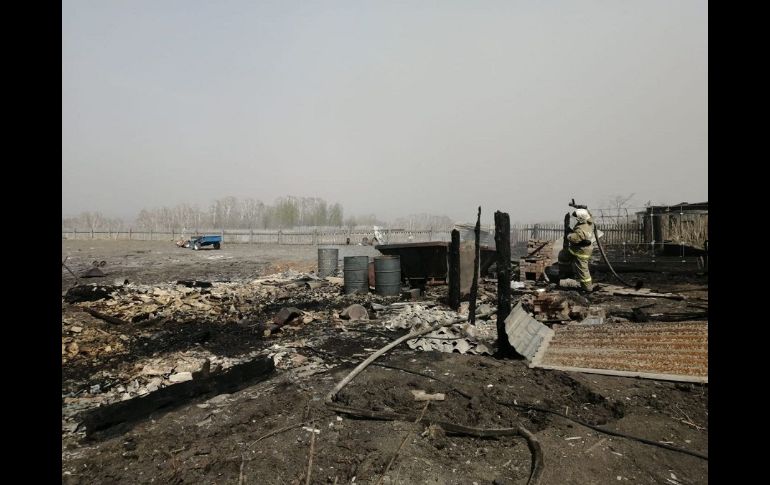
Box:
[62,1,707,227]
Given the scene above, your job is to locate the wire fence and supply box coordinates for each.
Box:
[60,228,454,245]
[62,209,707,265]
[61,222,651,247]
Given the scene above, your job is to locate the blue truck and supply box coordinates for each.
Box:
[177,235,222,250]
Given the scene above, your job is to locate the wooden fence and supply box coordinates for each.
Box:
[62,223,645,246]
[510,223,644,246]
[61,228,453,245]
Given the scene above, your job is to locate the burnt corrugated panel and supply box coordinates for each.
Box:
[504,302,554,361]
[531,321,707,383]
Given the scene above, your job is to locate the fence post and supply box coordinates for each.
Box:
[250,228,254,244]
[680,210,685,263]
[90,228,94,239]
[128,228,132,240]
[278,230,282,244]
[448,229,460,311]
[650,208,655,263]
[494,211,513,353]
[73,228,77,239]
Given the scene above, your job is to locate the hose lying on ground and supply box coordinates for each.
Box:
[324,309,545,485]
[593,223,635,288]
[372,362,708,461]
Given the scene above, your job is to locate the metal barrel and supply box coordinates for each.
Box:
[317,248,339,278]
[343,256,370,294]
[374,255,402,296]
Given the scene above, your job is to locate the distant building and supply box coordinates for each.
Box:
[636,202,708,248]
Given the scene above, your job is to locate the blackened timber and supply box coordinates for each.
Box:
[494,211,513,354]
[468,207,481,325]
[448,230,461,310]
[81,357,275,439]
[563,212,570,250]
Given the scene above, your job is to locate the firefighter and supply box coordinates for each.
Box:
[557,208,595,292]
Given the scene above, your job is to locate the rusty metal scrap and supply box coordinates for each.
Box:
[504,302,553,361]
[531,321,707,383]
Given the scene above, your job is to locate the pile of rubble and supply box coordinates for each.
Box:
[380,303,497,355]
[63,271,344,325]
[519,291,606,325]
[63,269,409,329]
[61,270,404,437]
[65,283,278,325]
[62,314,129,365]
[61,267,621,439]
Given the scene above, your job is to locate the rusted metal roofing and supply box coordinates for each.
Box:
[504,301,554,361]
[530,321,707,383]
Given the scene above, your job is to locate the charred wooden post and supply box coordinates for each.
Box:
[448,229,461,311]
[563,212,571,250]
[494,211,514,353]
[468,207,481,325]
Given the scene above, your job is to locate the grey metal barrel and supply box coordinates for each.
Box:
[374,255,401,296]
[343,256,369,294]
[317,248,339,278]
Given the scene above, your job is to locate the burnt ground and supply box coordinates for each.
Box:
[61,240,708,484]
[61,240,320,291]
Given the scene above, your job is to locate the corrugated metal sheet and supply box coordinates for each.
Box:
[504,302,554,361]
[531,321,707,383]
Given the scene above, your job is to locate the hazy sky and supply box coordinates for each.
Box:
[62,0,707,224]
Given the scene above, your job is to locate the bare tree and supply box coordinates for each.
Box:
[602,193,635,226]
[80,211,106,232]
[129,195,346,230]
[106,217,124,234]
[241,198,265,229]
[328,203,343,227]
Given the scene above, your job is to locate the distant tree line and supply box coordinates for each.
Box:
[61,211,126,233]
[62,196,454,232]
[62,196,342,232]
[392,213,454,231]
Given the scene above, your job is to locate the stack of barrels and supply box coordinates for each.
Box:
[318,248,401,296]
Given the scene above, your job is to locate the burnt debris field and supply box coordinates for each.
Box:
[61,239,707,485]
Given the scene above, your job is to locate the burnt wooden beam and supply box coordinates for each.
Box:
[494,211,514,354]
[83,307,130,326]
[468,207,481,325]
[448,229,461,311]
[81,357,275,439]
[526,240,550,259]
[563,212,571,250]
